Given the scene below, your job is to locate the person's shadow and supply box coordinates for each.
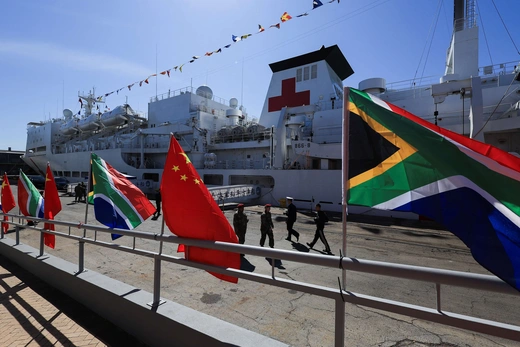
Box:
[265,257,285,269]
[240,256,256,272]
[291,242,310,253]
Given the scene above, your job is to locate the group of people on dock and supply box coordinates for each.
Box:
[232,197,332,256]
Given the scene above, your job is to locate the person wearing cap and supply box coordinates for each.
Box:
[307,203,332,255]
[153,188,162,218]
[233,203,249,246]
[260,204,275,248]
[284,197,299,242]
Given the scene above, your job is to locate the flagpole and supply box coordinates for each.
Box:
[341,87,351,291]
[84,154,92,238]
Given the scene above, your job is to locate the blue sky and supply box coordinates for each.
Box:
[1,0,518,150]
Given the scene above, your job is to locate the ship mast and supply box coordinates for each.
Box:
[78,87,105,117]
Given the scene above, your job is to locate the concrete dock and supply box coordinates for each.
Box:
[1,189,519,346]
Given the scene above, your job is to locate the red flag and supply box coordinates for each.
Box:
[1,173,15,233]
[161,137,240,283]
[43,164,62,248]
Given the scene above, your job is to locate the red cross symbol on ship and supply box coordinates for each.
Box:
[268,77,310,112]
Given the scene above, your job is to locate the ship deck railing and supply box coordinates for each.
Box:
[150,86,229,106]
[1,213,519,347]
[383,61,519,95]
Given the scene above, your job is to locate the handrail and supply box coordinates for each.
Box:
[1,212,519,346]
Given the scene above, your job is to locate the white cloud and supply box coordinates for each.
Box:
[0,40,153,77]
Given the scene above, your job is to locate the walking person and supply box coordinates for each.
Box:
[307,204,332,255]
[260,204,274,248]
[74,183,81,203]
[153,189,161,218]
[233,203,248,245]
[285,197,299,242]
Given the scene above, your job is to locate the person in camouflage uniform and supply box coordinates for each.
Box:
[260,204,275,248]
[233,204,248,245]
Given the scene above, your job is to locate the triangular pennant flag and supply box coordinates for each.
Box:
[240,34,251,40]
[232,35,241,42]
[280,12,292,22]
[296,13,309,17]
[78,98,83,106]
[189,60,195,63]
[179,64,184,73]
[258,24,265,32]
[205,52,213,56]
[173,66,178,71]
[160,70,167,75]
[166,69,170,77]
[128,83,134,91]
[139,81,143,87]
[313,0,323,9]
[270,23,281,29]
[222,46,229,50]
[192,56,199,60]
[144,79,149,84]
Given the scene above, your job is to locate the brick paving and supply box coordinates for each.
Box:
[0,255,148,347]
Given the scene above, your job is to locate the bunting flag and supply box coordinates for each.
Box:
[78,98,83,106]
[94,0,342,98]
[90,153,155,240]
[346,87,520,291]
[1,173,16,234]
[280,12,292,22]
[18,171,44,219]
[161,136,240,283]
[43,164,62,249]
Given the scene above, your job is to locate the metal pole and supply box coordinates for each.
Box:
[334,298,346,347]
[78,241,85,273]
[39,232,44,257]
[152,254,162,305]
[84,155,92,238]
[436,283,442,312]
[341,87,351,291]
[15,225,19,245]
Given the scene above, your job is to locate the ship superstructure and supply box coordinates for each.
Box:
[23,0,520,214]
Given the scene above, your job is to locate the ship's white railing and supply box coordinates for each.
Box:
[383,61,519,96]
[1,213,519,347]
[151,86,229,106]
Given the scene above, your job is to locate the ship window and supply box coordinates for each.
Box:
[81,172,89,179]
[53,171,58,176]
[296,68,302,82]
[303,66,310,81]
[203,174,223,185]
[311,64,317,79]
[64,171,71,177]
[143,173,159,182]
[72,171,80,178]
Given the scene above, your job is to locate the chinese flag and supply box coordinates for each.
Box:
[43,164,62,248]
[161,136,240,283]
[1,173,16,233]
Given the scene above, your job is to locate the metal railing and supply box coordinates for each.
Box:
[1,213,519,347]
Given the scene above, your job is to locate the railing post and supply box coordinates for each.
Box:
[335,298,346,347]
[78,240,85,273]
[15,225,20,245]
[148,254,165,308]
[39,232,45,257]
[436,283,442,312]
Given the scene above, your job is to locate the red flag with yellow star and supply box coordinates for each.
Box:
[161,136,240,283]
[43,164,62,248]
[1,173,16,233]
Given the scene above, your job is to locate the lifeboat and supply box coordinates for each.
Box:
[77,113,101,132]
[59,118,79,135]
[100,105,131,127]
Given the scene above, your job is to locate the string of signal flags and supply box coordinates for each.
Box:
[89,0,340,105]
